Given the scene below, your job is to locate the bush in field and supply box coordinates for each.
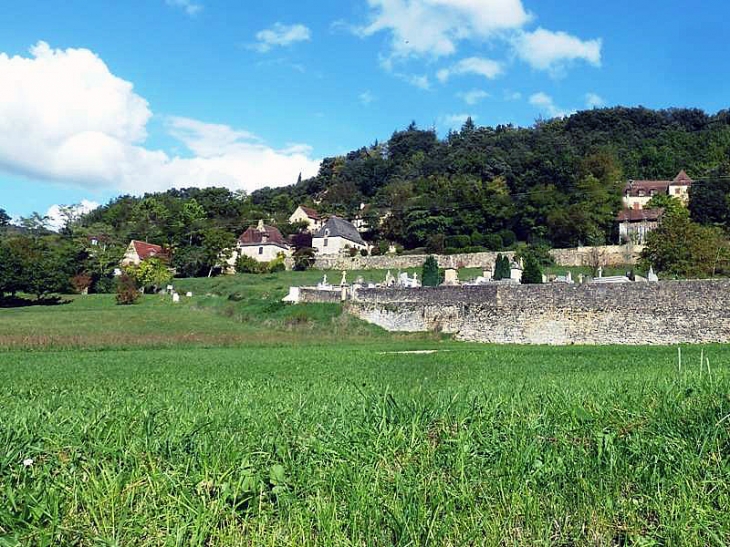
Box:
[360,248,368,257]
[70,274,92,294]
[236,255,267,274]
[422,255,441,287]
[293,247,316,271]
[115,273,140,305]
[128,258,172,293]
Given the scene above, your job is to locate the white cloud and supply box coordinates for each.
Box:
[585,92,605,109]
[529,92,572,119]
[0,42,320,196]
[437,56,502,82]
[514,28,601,73]
[359,91,376,105]
[251,23,312,53]
[166,0,203,16]
[503,90,522,101]
[45,200,100,231]
[440,113,476,129]
[357,0,531,60]
[396,73,431,90]
[457,89,489,105]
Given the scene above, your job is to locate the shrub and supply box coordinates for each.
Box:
[444,235,471,249]
[422,255,441,287]
[348,247,358,257]
[470,231,485,247]
[498,229,517,248]
[494,254,511,280]
[521,254,543,284]
[360,248,368,257]
[70,274,92,294]
[484,234,503,251]
[293,247,316,271]
[115,273,140,305]
[236,255,266,274]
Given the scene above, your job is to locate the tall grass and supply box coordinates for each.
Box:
[1,345,729,545]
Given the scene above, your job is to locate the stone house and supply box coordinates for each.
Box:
[289,205,323,233]
[617,170,692,243]
[312,216,368,256]
[120,240,166,267]
[234,220,291,263]
[617,208,663,244]
[622,170,693,211]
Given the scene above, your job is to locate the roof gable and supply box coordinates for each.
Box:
[314,216,366,246]
[298,205,320,220]
[671,170,693,186]
[238,224,287,246]
[131,240,164,260]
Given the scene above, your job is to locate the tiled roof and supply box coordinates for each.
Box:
[672,170,693,186]
[624,171,693,196]
[238,224,288,247]
[299,206,320,220]
[617,208,663,222]
[132,240,164,260]
[314,216,366,246]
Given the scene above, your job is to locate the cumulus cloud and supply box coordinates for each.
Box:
[0,42,320,196]
[357,0,531,60]
[359,91,376,105]
[437,57,502,82]
[45,200,100,231]
[585,92,605,109]
[529,92,572,119]
[166,0,203,16]
[396,72,431,90]
[457,89,489,105]
[251,23,312,53]
[514,28,602,73]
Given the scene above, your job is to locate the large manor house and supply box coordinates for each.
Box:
[617,170,693,243]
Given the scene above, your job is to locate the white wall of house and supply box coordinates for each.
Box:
[313,236,367,256]
[289,207,321,232]
[120,244,141,267]
[236,244,290,263]
[668,184,690,204]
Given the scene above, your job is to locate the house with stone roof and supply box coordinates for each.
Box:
[120,240,167,267]
[313,216,368,256]
[235,220,291,263]
[289,205,323,233]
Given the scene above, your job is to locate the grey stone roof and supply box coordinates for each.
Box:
[314,216,365,246]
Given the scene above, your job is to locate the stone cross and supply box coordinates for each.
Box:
[341,271,347,286]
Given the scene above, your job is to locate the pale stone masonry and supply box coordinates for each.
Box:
[333,281,730,345]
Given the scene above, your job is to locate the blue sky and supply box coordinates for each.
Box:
[1,0,729,223]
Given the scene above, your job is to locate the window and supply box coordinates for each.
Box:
[258,247,263,255]
[323,238,328,247]
[324,228,330,236]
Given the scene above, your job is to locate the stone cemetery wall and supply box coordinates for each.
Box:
[345,280,730,345]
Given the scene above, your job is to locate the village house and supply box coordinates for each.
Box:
[313,216,368,255]
[235,220,291,263]
[120,240,165,267]
[622,170,693,210]
[289,205,323,233]
[617,170,692,243]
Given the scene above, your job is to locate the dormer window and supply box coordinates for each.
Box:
[324,228,330,237]
[638,190,645,197]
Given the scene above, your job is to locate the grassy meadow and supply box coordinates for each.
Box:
[1,269,729,545]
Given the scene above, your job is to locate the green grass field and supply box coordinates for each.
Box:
[1,270,729,545]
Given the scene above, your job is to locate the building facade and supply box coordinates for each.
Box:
[313,216,368,256]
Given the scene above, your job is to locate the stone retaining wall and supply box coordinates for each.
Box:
[286,244,643,271]
[344,281,730,345]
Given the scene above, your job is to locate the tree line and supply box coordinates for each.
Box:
[3,106,730,298]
